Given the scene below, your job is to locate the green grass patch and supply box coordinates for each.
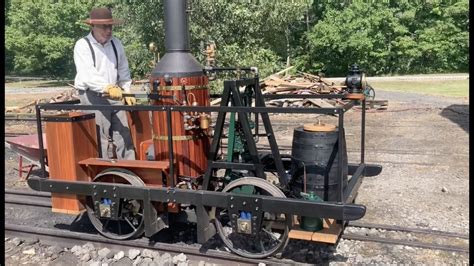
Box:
[5,79,72,89]
[369,79,469,98]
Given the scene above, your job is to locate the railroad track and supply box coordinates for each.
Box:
[4,189,290,264]
[6,189,469,255]
[5,189,52,207]
[4,224,286,265]
[344,221,469,254]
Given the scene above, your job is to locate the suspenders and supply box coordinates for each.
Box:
[83,36,119,81]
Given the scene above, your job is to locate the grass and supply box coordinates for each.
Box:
[369,79,469,98]
[5,79,146,91]
[5,79,72,89]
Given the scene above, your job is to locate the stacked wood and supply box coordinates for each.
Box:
[5,89,79,114]
[261,71,346,108]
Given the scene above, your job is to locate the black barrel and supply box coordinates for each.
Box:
[289,126,348,202]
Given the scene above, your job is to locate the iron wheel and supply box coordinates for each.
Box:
[214,177,291,258]
[86,168,145,240]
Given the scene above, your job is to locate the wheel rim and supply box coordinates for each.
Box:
[215,177,291,258]
[86,168,145,240]
[365,87,375,101]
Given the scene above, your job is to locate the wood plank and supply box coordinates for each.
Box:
[289,227,314,241]
[288,218,343,244]
[78,158,169,170]
[311,221,342,244]
[305,99,336,108]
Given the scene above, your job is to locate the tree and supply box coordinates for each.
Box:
[302,2,408,76]
[299,0,469,76]
[5,1,95,77]
[4,0,469,78]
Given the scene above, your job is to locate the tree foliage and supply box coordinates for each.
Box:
[5,0,469,79]
[298,0,469,76]
[5,1,95,77]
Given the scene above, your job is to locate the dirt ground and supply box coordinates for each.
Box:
[4,87,469,264]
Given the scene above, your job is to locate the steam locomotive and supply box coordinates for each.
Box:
[27,0,381,258]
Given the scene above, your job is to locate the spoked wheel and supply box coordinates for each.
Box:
[364,86,375,101]
[214,177,292,258]
[86,168,145,240]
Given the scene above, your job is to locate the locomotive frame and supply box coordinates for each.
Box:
[27,73,382,258]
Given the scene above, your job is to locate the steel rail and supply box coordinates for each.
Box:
[5,197,52,208]
[5,189,52,208]
[341,233,469,254]
[5,224,290,265]
[348,221,469,239]
[5,189,51,198]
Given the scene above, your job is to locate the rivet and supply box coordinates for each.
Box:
[242,201,246,206]
[113,194,117,198]
[103,189,107,193]
[66,186,69,190]
[230,196,234,200]
[230,204,234,208]
[173,190,176,194]
[93,185,97,189]
[49,185,53,188]
[255,207,259,211]
[167,191,170,194]
[94,192,97,196]
[173,199,176,203]
[113,187,116,191]
[255,199,258,202]
[166,199,170,202]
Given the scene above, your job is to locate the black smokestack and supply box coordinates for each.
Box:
[164,0,189,52]
[151,0,203,78]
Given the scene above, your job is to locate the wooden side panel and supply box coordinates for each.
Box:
[127,111,153,159]
[46,112,98,214]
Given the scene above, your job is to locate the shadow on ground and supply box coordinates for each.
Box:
[440,104,469,133]
[54,212,97,234]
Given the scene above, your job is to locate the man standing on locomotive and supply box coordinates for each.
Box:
[74,7,136,160]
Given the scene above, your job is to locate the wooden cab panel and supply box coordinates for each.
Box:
[126,111,153,159]
[45,112,98,214]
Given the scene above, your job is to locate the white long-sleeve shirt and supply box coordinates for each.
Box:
[73,32,132,93]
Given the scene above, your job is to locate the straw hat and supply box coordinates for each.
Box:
[83,7,124,25]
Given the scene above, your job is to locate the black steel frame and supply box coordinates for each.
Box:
[29,76,382,244]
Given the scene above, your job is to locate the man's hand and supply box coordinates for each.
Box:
[123,96,137,106]
[104,84,123,100]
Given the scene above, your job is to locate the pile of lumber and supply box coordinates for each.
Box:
[5,89,79,114]
[261,71,345,108]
